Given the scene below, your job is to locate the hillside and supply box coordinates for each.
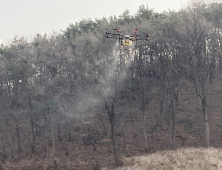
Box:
[1,70,222,170]
[104,147,222,170]
[1,1,222,170]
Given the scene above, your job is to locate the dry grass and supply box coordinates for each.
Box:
[103,147,222,170]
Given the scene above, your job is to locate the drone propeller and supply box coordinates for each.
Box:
[143,32,150,37]
[136,33,149,37]
[112,28,120,33]
[106,31,121,36]
[104,35,114,38]
[136,37,150,41]
[104,35,123,40]
[136,38,149,41]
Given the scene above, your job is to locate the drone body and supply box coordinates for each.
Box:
[104,29,149,52]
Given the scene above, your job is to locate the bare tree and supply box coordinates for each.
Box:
[182,2,212,146]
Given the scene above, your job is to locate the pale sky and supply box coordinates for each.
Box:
[0,0,189,44]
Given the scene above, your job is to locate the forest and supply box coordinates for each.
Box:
[1,1,222,169]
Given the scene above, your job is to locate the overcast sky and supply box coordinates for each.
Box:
[0,0,189,44]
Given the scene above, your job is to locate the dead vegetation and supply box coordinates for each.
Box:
[103,147,222,170]
[2,75,222,170]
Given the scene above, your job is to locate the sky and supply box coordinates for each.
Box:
[0,0,189,44]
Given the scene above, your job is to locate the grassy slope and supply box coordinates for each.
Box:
[105,147,222,170]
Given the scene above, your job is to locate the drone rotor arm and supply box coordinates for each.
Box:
[143,32,150,37]
[136,38,149,41]
[106,33,121,36]
[105,36,123,40]
[135,32,149,37]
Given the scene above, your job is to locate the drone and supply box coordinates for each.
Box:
[104,29,149,52]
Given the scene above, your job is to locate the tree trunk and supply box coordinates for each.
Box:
[122,121,126,157]
[168,124,172,148]
[15,117,21,154]
[30,118,36,153]
[110,119,118,164]
[220,68,222,127]
[172,101,176,149]
[139,51,149,152]
[49,106,55,157]
[28,93,36,153]
[143,112,149,153]
[201,83,209,147]
[44,118,49,160]
[102,94,121,165]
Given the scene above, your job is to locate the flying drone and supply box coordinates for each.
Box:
[104,29,149,52]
